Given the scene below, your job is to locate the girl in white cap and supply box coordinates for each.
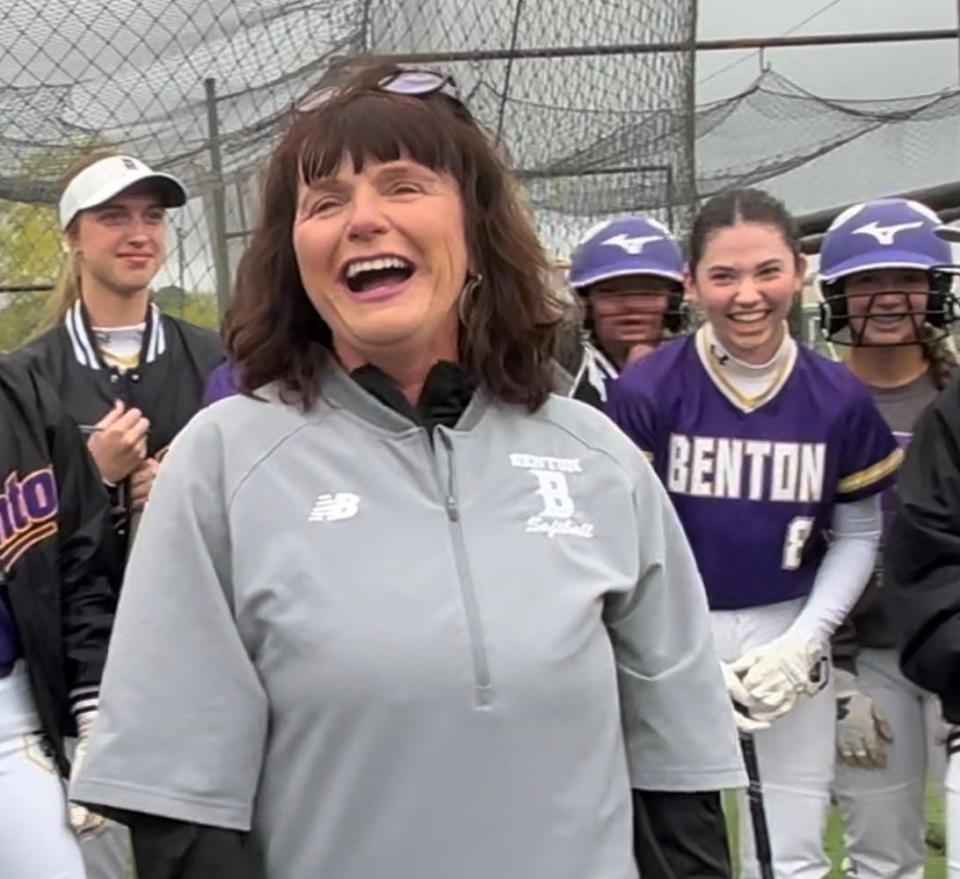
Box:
[15,149,224,581]
[13,149,225,879]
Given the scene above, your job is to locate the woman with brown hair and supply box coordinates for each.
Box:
[72,65,744,879]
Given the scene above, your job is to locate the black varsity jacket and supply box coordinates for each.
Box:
[0,358,115,775]
[13,300,224,578]
[887,372,960,722]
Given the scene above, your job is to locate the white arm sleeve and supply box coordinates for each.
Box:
[787,495,882,645]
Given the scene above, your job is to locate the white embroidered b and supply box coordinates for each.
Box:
[508,452,594,539]
[531,470,575,519]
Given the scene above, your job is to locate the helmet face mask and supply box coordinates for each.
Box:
[817,198,959,347]
[819,269,958,347]
[569,214,691,350]
[581,276,690,349]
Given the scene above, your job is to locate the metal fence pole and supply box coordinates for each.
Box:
[681,3,698,231]
[495,0,526,145]
[204,77,231,317]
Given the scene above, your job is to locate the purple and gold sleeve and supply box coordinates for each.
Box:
[835,391,903,503]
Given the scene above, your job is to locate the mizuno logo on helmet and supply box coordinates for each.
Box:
[602,233,662,255]
[852,220,924,246]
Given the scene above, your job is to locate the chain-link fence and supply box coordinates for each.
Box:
[0,0,695,334]
[2,1,960,349]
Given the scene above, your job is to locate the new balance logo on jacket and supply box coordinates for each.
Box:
[309,493,361,522]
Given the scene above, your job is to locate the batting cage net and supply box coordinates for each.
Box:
[0,0,693,338]
[699,70,960,217]
[0,0,958,348]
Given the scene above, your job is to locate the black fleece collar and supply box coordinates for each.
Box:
[349,361,476,433]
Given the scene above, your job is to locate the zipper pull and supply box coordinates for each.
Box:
[435,429,459,521]
[445,495,460,522]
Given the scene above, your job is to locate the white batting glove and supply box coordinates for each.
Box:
[720,661,770,733]
[730,635,828,725]
[934,717,960,756]
[68,712,108,840]
[835,668,893,769]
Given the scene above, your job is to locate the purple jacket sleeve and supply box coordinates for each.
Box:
[203,362,239,407]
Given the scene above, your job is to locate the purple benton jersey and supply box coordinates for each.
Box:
[606,329,902,610]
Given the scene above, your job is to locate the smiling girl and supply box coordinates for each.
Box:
[12,150,224,879]
[15,151,224,574]
[607,188,902,879]
[566,215,689,407]
[818,198,959,879]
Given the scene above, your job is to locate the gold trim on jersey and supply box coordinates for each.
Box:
[837,447,904,495]
[694,325,798,414]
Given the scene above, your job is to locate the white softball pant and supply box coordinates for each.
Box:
[833,647,945,879]
[0,663,87,879]
[712,598,836,879]
[946,744,960,879]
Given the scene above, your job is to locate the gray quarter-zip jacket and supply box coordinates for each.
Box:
[73,362,745,879]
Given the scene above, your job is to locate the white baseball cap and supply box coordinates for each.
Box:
[935,222,960,243]
[59,155,187,229]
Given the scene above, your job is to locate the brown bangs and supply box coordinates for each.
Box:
[226,62,562,412]
[297,92,467,186]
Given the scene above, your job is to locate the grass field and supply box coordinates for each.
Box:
[725,787,946,878]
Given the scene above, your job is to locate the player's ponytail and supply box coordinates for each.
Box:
[689,189,801,273]
[49,243,81,323]
[47,147,120,325]
[920,323,959,389]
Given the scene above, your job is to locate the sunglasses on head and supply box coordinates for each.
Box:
[297,68,471,120]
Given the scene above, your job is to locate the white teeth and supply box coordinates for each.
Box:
[729,312,767,324]
[345,257,411,279]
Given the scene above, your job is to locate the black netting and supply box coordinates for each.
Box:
[0,0,694,304]
[1,1,958,320]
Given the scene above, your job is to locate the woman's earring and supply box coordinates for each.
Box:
[458,273,483,324]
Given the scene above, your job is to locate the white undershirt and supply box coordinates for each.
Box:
[708,324,882,645]
[707,325,796,399]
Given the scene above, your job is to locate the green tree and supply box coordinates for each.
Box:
[0,139,108,351]
[0,197,60,352]
[0,290,53,352]
[0,286,220,353]
[0,201,60,289]
[154,286,220,330]
[0,138,109,290]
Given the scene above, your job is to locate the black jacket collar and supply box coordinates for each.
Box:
[349,361,476,433]
[64,298,165,371]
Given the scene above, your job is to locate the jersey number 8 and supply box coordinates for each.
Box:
[782,516,815,571]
